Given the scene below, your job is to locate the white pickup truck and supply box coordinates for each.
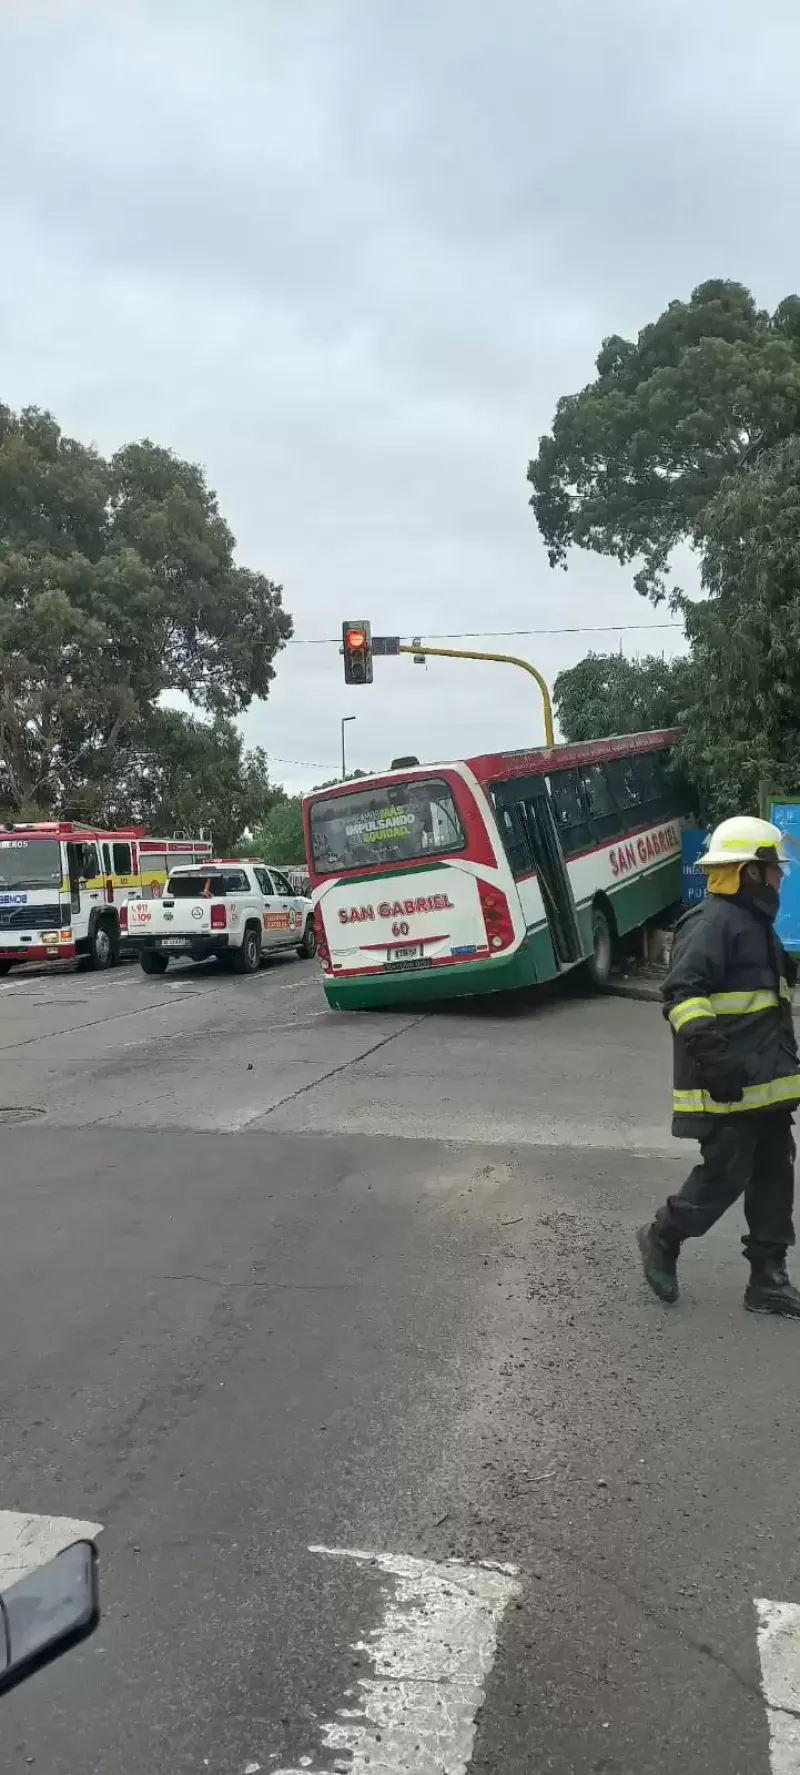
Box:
[123,859,316,976]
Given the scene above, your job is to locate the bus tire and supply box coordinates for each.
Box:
[88,916,118,972]
[0,961,11,976]
[586,903,614,990]
[232,925,261,975]
[297,919,316,960]
[140,949,169,975]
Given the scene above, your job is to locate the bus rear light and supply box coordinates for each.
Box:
[210,903,227,930]
[477,880,515,950]
[314,906,331,969]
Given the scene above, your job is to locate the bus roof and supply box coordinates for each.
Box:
[304,728,681,802]
[467,726,681,785]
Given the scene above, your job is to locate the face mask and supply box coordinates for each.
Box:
[758,883,781,921]
[739,871,781,920]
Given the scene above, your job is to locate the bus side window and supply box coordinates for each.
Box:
[579,764,622,844]
[630,753,659,803]
[497,804,532,877]
[631,751,678,822]
[113,842,132,875]
[102,843,111,873]
[548,769,592,858]
[606,758,641,811]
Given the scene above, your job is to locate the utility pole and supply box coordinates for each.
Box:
[341,715,356,781]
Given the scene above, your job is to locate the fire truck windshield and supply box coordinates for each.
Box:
[0,838,62,891]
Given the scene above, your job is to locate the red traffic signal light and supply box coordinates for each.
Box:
[342,620,373,685]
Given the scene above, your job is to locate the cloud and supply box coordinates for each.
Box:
[0,0,796,790]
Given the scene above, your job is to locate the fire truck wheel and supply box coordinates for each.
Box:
[88,917,117,971]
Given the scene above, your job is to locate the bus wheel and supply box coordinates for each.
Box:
[586,905,613,989]
[0,962,11,976]
[297,920,316,959]
[140,950,169,975]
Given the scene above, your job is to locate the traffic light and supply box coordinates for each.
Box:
[342,620,373,685]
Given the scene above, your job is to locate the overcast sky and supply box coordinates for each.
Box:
[1,0,798,791]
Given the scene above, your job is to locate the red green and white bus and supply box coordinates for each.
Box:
[303,729,688,1010]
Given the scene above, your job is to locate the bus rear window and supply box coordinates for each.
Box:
[310,779,465,872]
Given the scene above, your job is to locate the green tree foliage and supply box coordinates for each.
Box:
[0,403,292,817]
[677,437,800,820]
[528,280,800,602]
[250,797,305,866]
[553,653,689,743]
[92,709,281,854]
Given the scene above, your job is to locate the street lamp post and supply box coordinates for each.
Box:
[341,715,356,781]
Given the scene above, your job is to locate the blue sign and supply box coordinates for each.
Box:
[681,829,709,905]
[768,800,800,953]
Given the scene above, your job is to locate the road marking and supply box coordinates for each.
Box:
[0,1510,102,1588]
[275,1545,519,1774]
[757,1600,800,1773]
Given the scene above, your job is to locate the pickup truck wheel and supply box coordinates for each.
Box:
[232,926,261,975]
[140,950,169,976]
[297,920,317,959]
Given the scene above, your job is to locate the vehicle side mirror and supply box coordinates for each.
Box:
[0,1541,99,1696]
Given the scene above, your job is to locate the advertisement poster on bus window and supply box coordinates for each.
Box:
[344,803,416,846]
[768,798,800,953]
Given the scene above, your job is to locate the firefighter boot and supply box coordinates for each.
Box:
[637,1224,679,1304]
[744,1259,800,1317]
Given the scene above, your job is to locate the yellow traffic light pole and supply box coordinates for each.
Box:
[398,642,555,748]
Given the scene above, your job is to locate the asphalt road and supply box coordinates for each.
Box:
[0,953,795,1773]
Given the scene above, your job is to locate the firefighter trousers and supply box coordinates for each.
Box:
[654,1111,795,1262]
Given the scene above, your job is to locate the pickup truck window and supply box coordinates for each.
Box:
[166,870,250,897]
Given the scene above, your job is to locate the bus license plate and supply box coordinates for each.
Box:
[161,938,190,949]
[390,944,422,961]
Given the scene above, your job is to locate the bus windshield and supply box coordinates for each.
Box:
[0,838,62,891]
[309,778,465,873]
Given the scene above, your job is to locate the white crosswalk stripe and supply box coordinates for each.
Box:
[275,1545,519,1775]
[757,1599,800,1773]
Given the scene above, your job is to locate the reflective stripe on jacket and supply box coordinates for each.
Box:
[662,895,800,1138]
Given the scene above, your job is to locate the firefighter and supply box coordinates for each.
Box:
[638,816,800,1315]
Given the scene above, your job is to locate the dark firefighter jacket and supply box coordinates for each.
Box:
[662,892,800,1138]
